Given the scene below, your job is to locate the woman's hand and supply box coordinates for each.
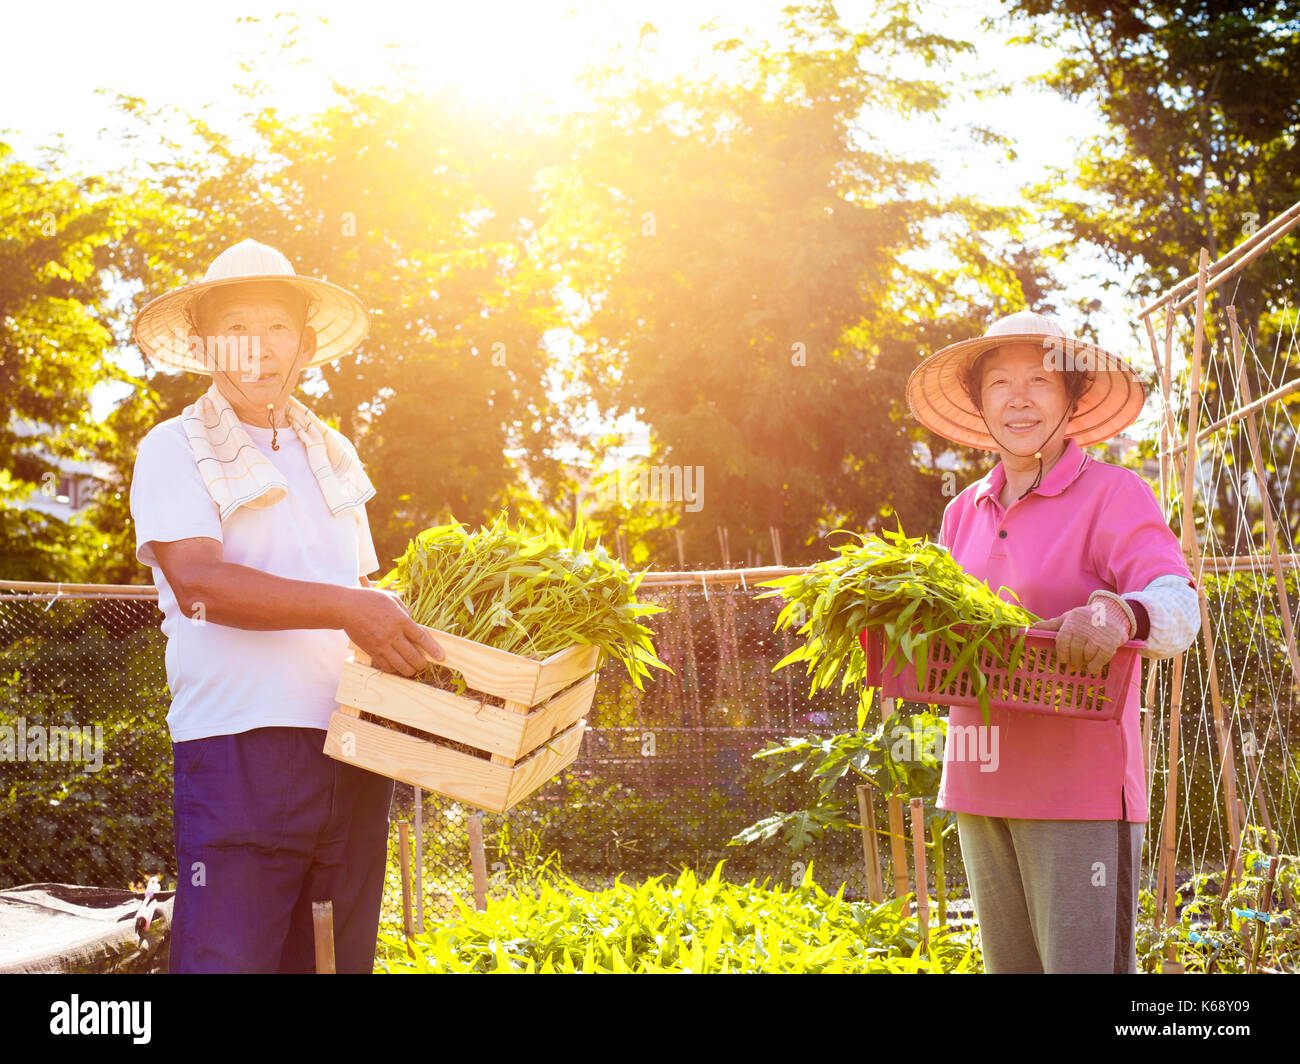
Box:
[1034,593,1134,674]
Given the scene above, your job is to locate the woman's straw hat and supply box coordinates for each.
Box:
[905,310,1146,450]
[133,239,370,373]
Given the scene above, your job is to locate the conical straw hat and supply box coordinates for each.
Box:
[132,239,370,373]
[905,310,1146,450]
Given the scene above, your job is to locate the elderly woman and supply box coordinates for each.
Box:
[905,310,1200,974]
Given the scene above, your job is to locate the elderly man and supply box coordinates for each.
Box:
[129,239,442,973]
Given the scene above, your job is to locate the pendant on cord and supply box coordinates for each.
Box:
[266,403,280,451]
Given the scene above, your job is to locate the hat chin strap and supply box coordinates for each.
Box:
[979,405,1074,502]
[216,344,307,452]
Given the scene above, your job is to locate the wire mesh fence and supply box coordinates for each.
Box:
[0,585,963,904]
[1,577,1294,917]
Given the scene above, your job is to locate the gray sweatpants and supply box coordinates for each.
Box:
[956,813,1144,974]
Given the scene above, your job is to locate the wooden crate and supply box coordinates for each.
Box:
[323,627,599,812]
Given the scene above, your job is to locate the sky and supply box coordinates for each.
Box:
[1,0,1164,435]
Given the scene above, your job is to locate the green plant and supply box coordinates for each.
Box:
[729,709,957,921]
[759,526,1038,723]
[375,861,981,973]
[377,513,670,689]
[1136,826,1299,974]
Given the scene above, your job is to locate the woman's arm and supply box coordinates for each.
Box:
[1123,574,1201,658]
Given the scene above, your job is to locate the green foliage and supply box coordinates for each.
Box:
[542,1,1051,565]
[730,709,950,847]
[999,0,1300,475]
[375,861,981,973]
[1137,826,1299,973]
[0,142,141,581]
[377,513,669,688]
[0,603,173,887]
[761,526,1039,723]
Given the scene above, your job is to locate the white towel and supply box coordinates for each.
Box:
[179,383,376,530]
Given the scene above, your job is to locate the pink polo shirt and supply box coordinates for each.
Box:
[936,437,1193,823]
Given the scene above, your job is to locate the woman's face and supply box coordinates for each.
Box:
[977,343,1071,456]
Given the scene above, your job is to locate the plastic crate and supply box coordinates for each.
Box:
[859,627,1142,721]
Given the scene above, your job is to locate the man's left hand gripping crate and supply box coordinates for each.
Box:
[323,627,597,813]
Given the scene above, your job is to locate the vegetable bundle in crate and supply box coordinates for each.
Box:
[323,516,668,812]
[760,528,1140,724]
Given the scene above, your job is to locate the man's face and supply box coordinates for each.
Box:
[190,282,316,422]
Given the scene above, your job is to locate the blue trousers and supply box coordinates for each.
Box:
[170,726,394,974]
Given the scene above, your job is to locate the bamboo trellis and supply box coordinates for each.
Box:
[1137,199,1300,970]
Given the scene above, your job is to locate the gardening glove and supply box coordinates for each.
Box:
[1034,590,1135,675]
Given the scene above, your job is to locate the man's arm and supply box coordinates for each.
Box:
[151,537,441,676]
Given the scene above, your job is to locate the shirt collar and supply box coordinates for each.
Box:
[973,437,1090,509]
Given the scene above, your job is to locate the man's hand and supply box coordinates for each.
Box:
[1035,594,1133,675]
[344,586,444,677]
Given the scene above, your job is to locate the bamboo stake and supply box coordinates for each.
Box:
[467,811,489,911]
[1167,218,1300,314]
[675,528,685,569]
[1154,818,1168,931]
[312,901,336,974]
[1227,304,1300,687]
[1167,376,1300,458]
[1207,827,1245,975]
[880,697,911,917]
[0,580,158,595]
[910,798,930,953]
[1196,554,1300,572]
[397,821,415,958]
[413,787,424,935]
[1180,248,1209,564]
[1161,306,1176,512]
[1197,589,1242,848]
[1249,853,1282,974]
[1160,249,1210,968]
[1137,199,1300,318]
[856,784,884,904]
[1142,699,1155,787]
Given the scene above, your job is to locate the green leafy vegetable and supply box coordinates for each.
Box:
[759,526,1040,723]
[378,513,671,689]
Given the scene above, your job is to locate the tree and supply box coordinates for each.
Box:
[0,142,138,580]
[997,0,1300,554]
[100,82,569,577]
[541,1,1056,565]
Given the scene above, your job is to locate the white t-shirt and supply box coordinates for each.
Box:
[130,413,381,742]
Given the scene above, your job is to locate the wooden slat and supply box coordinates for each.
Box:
[335,660,597,760]
[518,673,598,755]
[421,627,549,705]
[337,660,526,758]
[323,711,586,813]
[534,643,602,704]
[323,711,513,811]
[503,720,587,808]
